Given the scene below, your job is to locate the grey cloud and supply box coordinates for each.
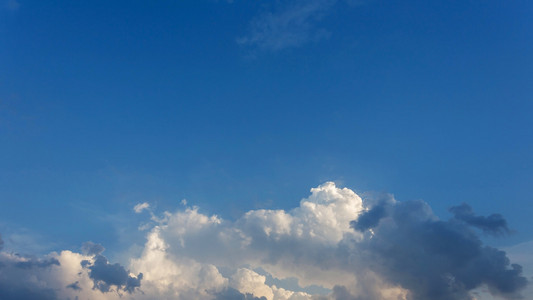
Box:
[82,254,143,294]
[238,0,337,51]
[213,287,268,300]
[0,234,3,251]
[329,285,356,300]
[313,285,378,300]
[0,252,59,300]
[81,241,105,256]
[450,203,511,236]
[346,200,528,300]
[350,199,392,232]
[15,257,59,269]
[66,281,82,291]
[0,282,56,300]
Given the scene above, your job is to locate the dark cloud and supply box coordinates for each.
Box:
[66,281,82,291]
[0,281,56,300]
[314,285,381,300]
[350,200,390,232]
[0,252,58,300]
[0,233,3,251]
[15,257,59,269]
[82,254,143,294]
[347,200,528,300]
[213,287,267,300]
[81,241,105,256]
[450,203,511,236]
[329,285,357,300]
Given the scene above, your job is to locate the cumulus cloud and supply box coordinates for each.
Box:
[0,243,142,299]
[0,182,529,299]
[349,198,527,300]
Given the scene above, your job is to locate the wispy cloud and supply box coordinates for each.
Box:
[133,202,150,214]
[238,0,338,52]
[4,0,20,11]
[0,183,528,299]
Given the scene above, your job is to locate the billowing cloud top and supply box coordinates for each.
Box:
[0,183,528,299]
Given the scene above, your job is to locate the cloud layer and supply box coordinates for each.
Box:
[0,182,528,299]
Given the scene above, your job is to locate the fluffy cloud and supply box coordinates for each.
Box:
[0,247,143,300]
[0,182,528,299]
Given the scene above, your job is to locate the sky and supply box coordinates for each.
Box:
[0,0,532,299]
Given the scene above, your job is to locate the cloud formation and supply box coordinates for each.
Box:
[81,241,105,256]
[450,203,511,236]
[82,254,143,294]
[350,198,527,300]
[0,182,528,299]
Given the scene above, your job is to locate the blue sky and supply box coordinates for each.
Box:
[0,1,532,299]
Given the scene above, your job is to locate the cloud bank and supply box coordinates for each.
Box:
[0,182,528,299]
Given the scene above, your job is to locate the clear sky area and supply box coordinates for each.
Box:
[1,1,532,299]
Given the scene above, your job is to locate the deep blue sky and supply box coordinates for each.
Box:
[1,0,532,254]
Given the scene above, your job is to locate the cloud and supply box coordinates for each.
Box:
[4,0,20,11]
[66,280,82,291]
[0,245,142,300]
[450,203,511,236]
[134,202,150,213]
[347,198,527,300]
[82,254,143,294]
[14,257,59,269]
[350,197,392,232]
[0,252,61,300]
[238,0,338,51]
[214,287,268,300]
[0,182,529,299]
[0,234,3,251]
[81,241,105,256]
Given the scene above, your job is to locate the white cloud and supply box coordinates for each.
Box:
[134,202,150,213]
[230,268,274,300]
